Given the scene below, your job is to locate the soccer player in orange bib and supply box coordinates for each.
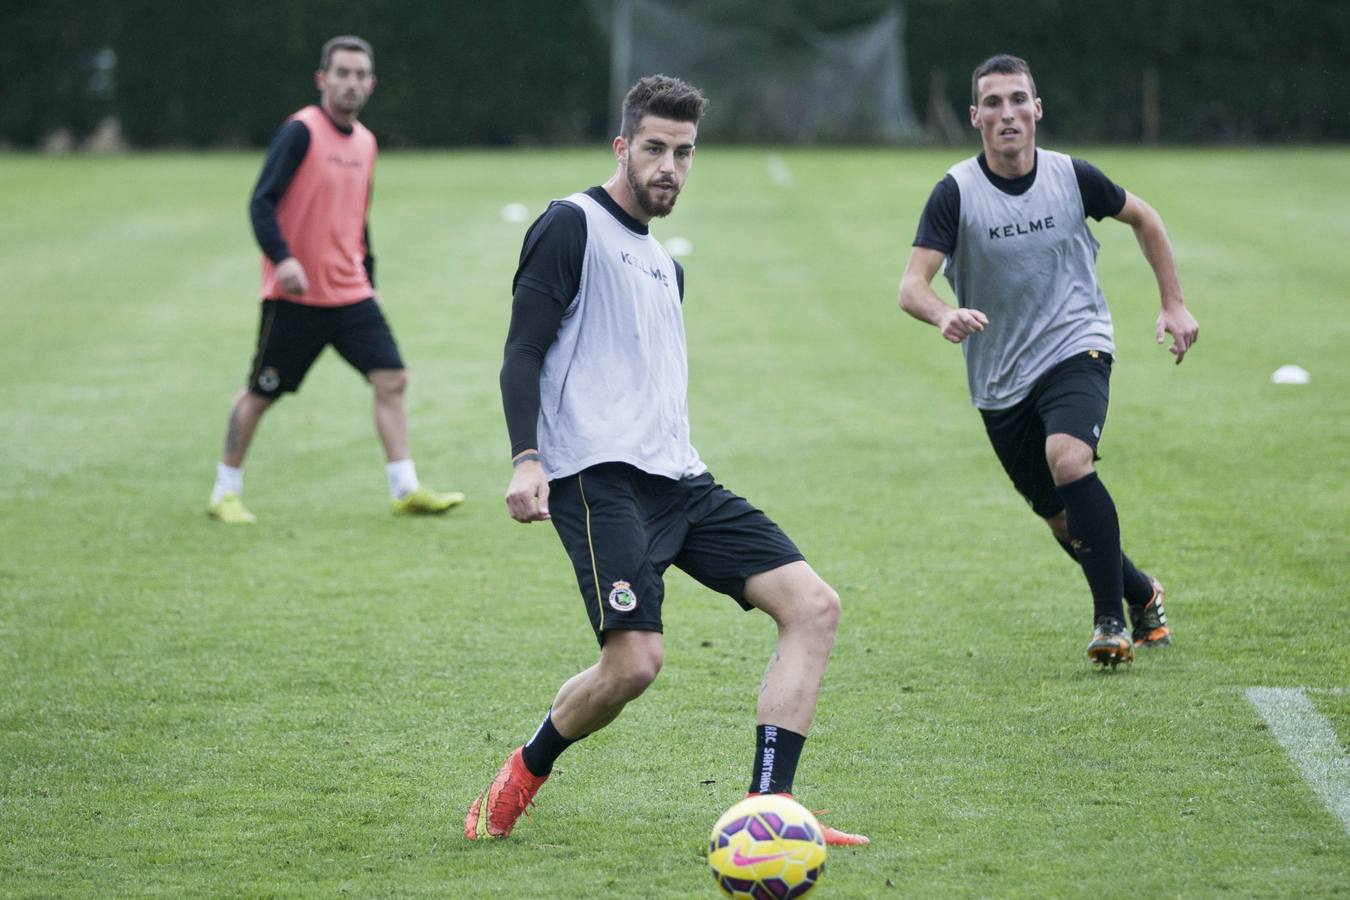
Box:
[208,36,461,523]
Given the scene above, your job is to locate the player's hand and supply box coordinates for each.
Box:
[276,256,309,295]
[1156,304,1198,364]
[505,459,550,523]
[938,307,988,343]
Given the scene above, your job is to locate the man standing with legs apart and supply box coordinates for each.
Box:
[897,55,1199,668]
[466,75,868,845]
[208,35,462,523]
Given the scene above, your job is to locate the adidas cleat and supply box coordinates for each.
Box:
[1129,578,1171,648]
[1087,616,1133,669]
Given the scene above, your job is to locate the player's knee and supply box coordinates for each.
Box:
[370,368,408,396]
[599,636,663,701]
[1050,459,1093,485]
[1045,438,1093,485]
[608,654,662,702]
[239,389,276,415]
[800,580,841,638]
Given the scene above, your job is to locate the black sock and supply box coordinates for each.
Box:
[1057,537,1153,608]
[748,724,806,795]
[521,710,581,777]
[1055,472,1125,624]
[1121,554,1154,606]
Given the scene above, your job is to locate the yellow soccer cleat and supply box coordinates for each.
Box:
[392,485,465,515]
[208,492,257,525]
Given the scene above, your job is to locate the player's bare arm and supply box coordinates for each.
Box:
[505,452,550,522]
[898,246,988,343]
[1113,192,1198,364]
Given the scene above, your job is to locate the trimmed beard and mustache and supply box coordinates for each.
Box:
[627,166,680,218]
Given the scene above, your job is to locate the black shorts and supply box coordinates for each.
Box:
[549,462,805,645]
[979,350,1113,519]
[247,298,404,396]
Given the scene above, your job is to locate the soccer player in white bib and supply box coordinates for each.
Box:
[465,75,868,846]
[898,54,1199,668]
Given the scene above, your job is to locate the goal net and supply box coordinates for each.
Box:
[602,1,922,143]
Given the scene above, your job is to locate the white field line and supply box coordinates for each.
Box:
[1245,687,1350,836]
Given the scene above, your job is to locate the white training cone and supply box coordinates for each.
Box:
[665,236,693,257]
[501,203,529,223]
[1270,365,1310,385]
[765,154,794,188]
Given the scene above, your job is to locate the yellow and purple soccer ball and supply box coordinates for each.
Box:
[708,794,827,899]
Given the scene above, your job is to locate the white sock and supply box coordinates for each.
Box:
[387,458,419,499]
[212,463,243,503]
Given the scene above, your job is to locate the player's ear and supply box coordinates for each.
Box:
[613,134,628,165]
[969,105,979,128]
[1033,98,1043,120]
[314,69,325,92]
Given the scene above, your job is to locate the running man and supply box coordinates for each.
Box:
[897,54,1199,667]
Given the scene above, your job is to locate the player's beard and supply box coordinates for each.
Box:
[628,167,680,218]
[327,88,367,117]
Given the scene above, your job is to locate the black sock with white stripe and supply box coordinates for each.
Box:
[748,724,806,795]
[521,710,582,777]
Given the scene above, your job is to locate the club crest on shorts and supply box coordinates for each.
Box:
[257,366,281,392]
[607,580,638,612]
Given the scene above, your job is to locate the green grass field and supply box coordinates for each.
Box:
[2,146,1348,898]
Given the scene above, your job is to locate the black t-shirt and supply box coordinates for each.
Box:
[912,152,1127,255]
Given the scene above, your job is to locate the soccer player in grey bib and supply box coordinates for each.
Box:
[465,76,868,845]
[898,54,1199,668]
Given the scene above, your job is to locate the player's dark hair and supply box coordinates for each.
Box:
[971,54,1035,105]
[621,75,708,139]
[320,35,373,71]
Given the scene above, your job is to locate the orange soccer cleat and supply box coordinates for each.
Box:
[465,746,548,840]
[746,791,870,846]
